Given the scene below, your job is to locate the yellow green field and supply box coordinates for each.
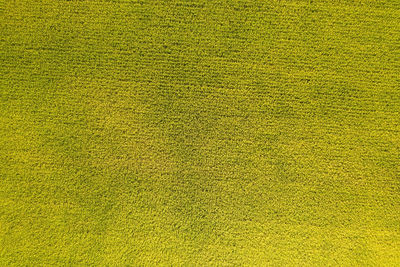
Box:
[1,0,400,265]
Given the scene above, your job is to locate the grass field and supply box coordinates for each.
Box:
[1,0,400,265]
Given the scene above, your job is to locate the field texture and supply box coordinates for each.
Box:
[1,0,400,265]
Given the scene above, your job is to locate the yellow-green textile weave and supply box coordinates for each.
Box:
[1,0,400,265]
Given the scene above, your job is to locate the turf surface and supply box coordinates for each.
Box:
[1,0,400,265]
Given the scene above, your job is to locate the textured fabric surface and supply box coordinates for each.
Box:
[1,0,400,265]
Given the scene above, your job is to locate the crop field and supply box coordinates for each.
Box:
[1,0,400,265]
